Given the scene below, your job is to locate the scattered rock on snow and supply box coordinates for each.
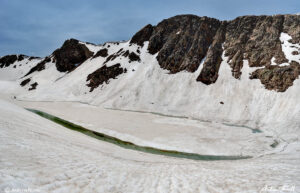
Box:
[93,48,108,58]
[20,78,31,86]
[24,57,51,77]
[86,63,126,92]
[28,82,38,91]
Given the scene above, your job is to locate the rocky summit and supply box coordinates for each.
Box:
[53,39,94,72]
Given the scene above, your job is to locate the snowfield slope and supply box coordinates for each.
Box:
[0,99,300,193]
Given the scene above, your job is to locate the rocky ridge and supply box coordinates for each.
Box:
[1,14,299,92]
[0,54,29,68]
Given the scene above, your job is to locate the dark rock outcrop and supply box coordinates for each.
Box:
[29,56,41,61]
[128,52,141,62]
[28,56,41,61]
[93,48,108,58]
[86,63,126,92]
[29,82,38,91]
[282,15,300,44]
[103,48,126,64]
[250,61,300,92]
[20,78,31,86]
[104,49,141,64]
[122,50,130,57]
[17,55,26,61]
[130,24,154,46]
[53,39,93,72]
[24,57,51,77]
[105,52,121,64]
[0,55,25,68]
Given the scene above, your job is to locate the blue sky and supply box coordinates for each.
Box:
[0,0,299,57]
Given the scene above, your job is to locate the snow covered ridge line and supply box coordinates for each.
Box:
[27,108,252,161]
[1,14,299,93]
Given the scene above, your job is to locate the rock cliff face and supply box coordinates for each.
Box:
[224,15,290,78]
[130,14,300,91]
[138,15,221,73]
